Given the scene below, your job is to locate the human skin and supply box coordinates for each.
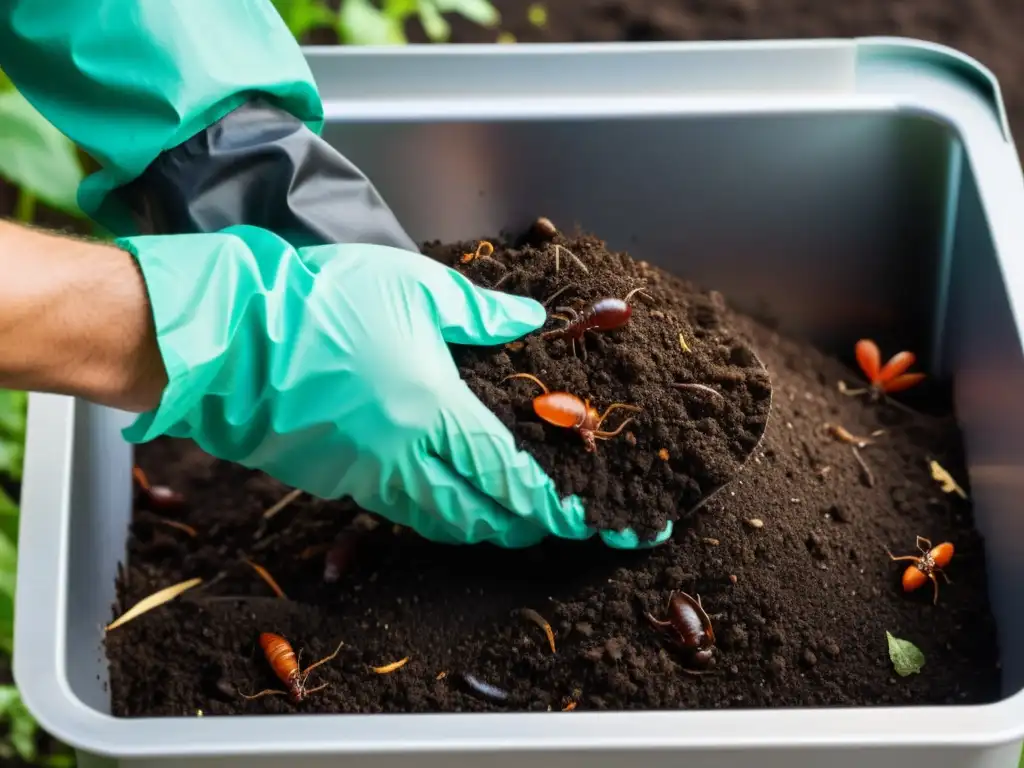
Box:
[0,221,167,412]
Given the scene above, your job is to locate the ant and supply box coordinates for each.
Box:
[886,536,954,605]
[542,286,652,359]
[501,373,640,452]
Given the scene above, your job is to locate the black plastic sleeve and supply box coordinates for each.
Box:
[113,98,418,252]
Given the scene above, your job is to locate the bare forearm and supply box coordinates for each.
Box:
[0,221,166,411]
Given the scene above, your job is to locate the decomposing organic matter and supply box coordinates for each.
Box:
[106,224,997,719]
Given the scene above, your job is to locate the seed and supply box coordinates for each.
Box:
[745,518,764,529]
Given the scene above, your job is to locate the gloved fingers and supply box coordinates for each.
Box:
[392,453,554,548]
[600,521,674,549]
[431,391,594,542]
[417,257,546,346]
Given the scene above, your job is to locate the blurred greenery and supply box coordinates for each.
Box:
[272,0,499,44]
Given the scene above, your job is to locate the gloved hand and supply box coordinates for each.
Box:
[120,225,672,549]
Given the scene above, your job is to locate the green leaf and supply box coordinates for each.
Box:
[886,631,925,677]
[0,489,18,551]
[0,89,84,216]
[432,0,499,27]
[271,0,338,39]
[0,686,37,763]
[339,0,408,44]
[417,1,451,41]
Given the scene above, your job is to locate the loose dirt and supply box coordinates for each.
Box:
[106,226,1000,718]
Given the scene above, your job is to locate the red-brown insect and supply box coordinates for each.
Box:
[240,633,343,703]
[502,373,640,452]
[842,339,925,400]
[131,465,186,510]
[886,536,954,605]
[543,286,652,359]
[645,591,716,672]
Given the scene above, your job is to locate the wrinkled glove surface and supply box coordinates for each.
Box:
[119,226,672,549]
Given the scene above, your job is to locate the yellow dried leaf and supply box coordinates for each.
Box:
[372,657,410,674]
[929,460,967,499]
[106,577,202,631]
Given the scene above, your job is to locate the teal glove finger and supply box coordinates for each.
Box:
[417,264,671,548]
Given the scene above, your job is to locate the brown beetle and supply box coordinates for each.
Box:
[645,591,716,673]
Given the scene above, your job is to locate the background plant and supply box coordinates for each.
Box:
[272,0,499,44]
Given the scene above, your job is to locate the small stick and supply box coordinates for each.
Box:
[244,559,287,599]
[371,657,410,674]
[148,516,198,538]
[553,244,589,275]
[851,446,875,488]
[671,382,725,401]
[263,488,303,521]
[543,283,574,307]
[492,271,513,289]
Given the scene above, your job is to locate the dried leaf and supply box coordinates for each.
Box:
[520,608,557,653]
[372,657,410,674]
[929,460,967,499]
[886,631,925,677]
[106,577,202,631]
[245,559,287,599]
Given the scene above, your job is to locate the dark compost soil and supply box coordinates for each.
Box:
[106,226,1000,718]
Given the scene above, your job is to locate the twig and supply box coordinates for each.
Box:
[244,558,287,599]
[543,284,574,307]
[553,244,589,275]
[851,446,875,488]
[672,382,725,401]
[263,488,303,521]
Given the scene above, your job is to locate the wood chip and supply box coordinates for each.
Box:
[930,460,967,499]
[106,577,202,631]
[702,537,720,546]
[372,657,410,674]
[436,670,448,680]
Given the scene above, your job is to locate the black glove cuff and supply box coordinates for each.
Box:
[113,98,418,252]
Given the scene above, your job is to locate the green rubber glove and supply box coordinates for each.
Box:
[118,226,672,549]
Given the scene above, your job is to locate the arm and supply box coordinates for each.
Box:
[0,0,415,249]
[0,221,166,412]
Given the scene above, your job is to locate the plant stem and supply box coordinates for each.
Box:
[13,190,35,224]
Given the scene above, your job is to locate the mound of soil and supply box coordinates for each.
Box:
[105,227,1000,718]
[423,227,771,539]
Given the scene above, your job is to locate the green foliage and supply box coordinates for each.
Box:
[272,0,499,45]
[0,71,85,219]
[886,631,926,677]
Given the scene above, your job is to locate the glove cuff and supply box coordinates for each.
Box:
[111,99,419,252]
